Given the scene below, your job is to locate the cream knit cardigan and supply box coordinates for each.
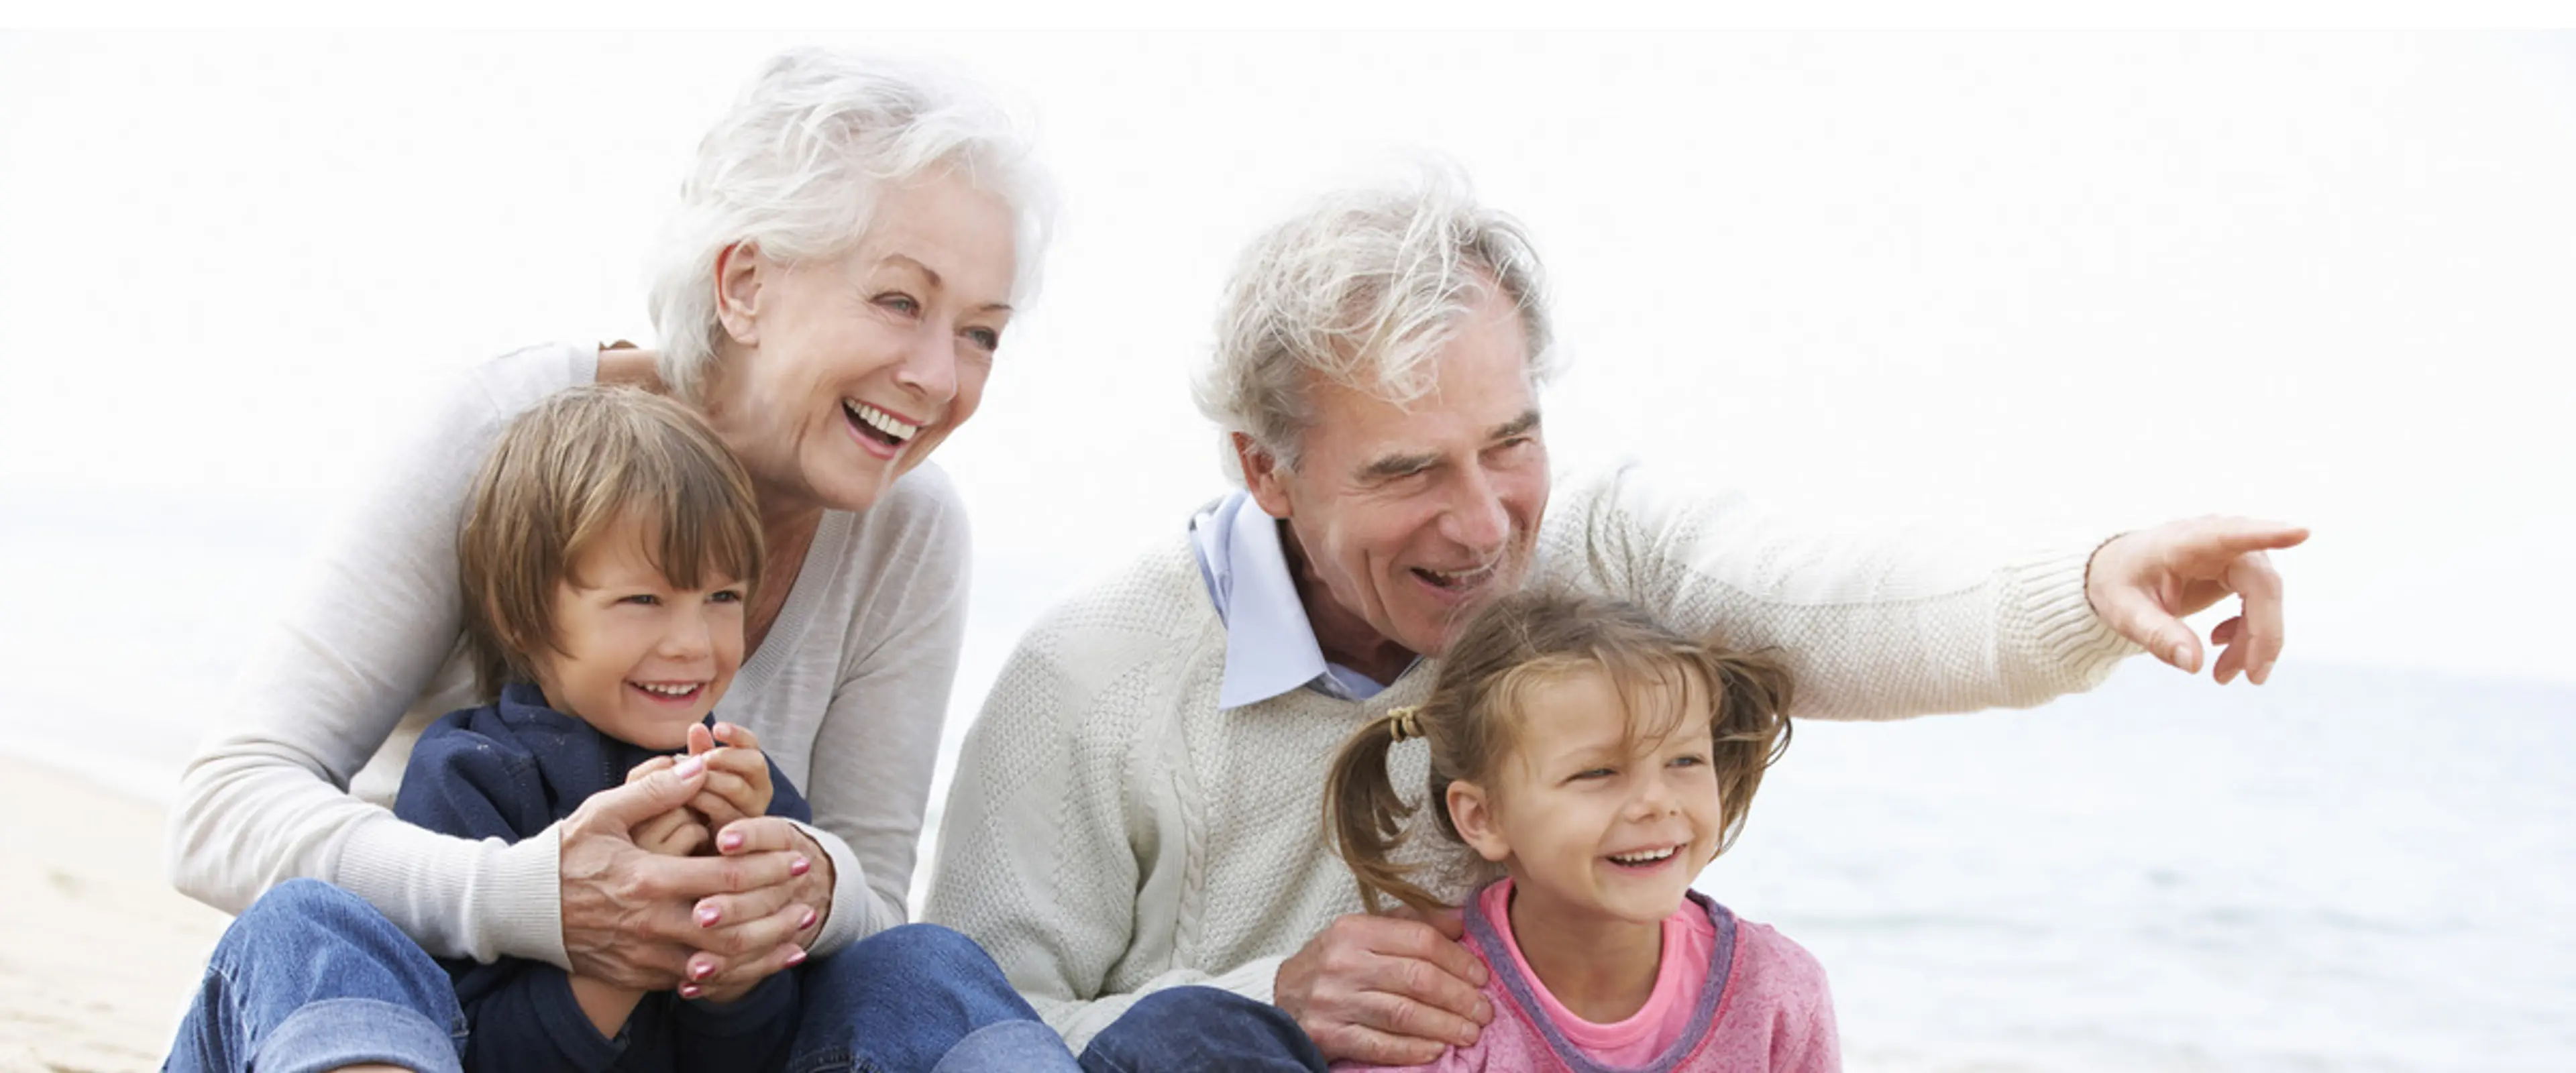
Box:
[926,467,2137,1049]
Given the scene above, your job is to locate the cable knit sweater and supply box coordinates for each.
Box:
[924,467,2137,1049]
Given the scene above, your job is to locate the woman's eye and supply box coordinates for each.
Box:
[963,326,1002,351]
[875,293,920,316]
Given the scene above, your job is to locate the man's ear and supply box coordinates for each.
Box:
[1234,432,1293,518]
[1447,779,1511,864]
[713,241,765,348]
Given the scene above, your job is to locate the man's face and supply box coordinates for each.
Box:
[1242,285,1551,663]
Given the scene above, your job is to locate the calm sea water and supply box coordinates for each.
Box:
[7,490,2570,1070]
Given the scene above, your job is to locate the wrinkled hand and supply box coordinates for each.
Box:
[681,722,775,835]
[558,756,814,993]
[1275,909,1493,1065]
[623,756,709,857]
[2087,516,2310,684]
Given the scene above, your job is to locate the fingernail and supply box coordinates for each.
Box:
[798,907,817,930]
[679,982,703,999]
[785,947,808,966]
[690,960,714,981]
[788,856,810,877]
[674,756,705,779]
[719,830,744,852]
[695,904,720,927]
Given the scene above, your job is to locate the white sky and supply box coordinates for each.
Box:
[2,29,2571,687]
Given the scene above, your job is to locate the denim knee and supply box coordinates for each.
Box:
[1079,986,1324,1073]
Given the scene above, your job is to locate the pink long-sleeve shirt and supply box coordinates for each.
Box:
[1337,881,1839,1072]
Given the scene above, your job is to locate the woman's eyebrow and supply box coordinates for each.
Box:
[878,251,1013,315]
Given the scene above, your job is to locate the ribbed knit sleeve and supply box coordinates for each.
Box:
[1542,466,2137,721]
[167,344,581,964]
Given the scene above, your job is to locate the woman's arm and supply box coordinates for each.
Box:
[795,464,974,955]
[166,354,567,962]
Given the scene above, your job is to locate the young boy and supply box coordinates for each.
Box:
[393,384,807,1070]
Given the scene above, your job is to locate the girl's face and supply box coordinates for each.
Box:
[1446,666,1723,929]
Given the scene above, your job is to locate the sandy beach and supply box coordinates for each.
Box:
[0,756,229,1072]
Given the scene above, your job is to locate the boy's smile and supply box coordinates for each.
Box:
[529,517,749,750]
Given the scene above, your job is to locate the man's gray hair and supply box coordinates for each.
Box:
[646,48,1053,403]
[1194,160,1555,473]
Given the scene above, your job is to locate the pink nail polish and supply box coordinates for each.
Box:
[695,904,720,927]
[691,960,714,981]
[719,831,743,852]
[679,983,702,999]
[788,856,810,877]
[798,907,817,930]
[785,947,808,966]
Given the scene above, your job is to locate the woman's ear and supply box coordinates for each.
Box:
[713,241,765,347]
[1447,780,1511,864]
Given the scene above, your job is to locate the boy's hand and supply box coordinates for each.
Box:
[623,755,710,856]
[684,722,775,834]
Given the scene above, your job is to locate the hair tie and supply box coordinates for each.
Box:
[1385,705,1423,743]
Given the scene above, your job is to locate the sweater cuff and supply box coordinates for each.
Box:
[2008,541,2141,685]
[796,820,873,958]
[1208,954,1286,1006]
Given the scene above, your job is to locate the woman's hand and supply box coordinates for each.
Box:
[682,722,775,832]
[557,756,814,991]
[623,755,710,857]
[675,816,835,1000]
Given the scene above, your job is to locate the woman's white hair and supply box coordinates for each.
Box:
[1194,159,1554,473]
[646,48,1053,403]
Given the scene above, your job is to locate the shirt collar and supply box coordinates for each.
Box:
[1191,491,1399,707]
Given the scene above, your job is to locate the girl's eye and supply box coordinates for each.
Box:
[710,588,746,604]
[875,293,921,316]
[619,594,660,607]
[1570,767,1615,782]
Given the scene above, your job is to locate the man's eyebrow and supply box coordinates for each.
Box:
[1491,409,1542,441]
[880,252,1012,315]
[1358,450,1444,482]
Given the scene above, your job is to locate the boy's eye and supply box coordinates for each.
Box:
[618,594,661,606]
[1569,767,1615,782]
[710,588,747,604]
[1670,754,1707,768]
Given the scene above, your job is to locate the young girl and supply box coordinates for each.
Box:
[1325,590,1839,1072]
[393,384,811,1070]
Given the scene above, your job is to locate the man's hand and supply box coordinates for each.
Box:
[558,756,812,992]
[682,722,775,834]
[2088,516,2309,684]
[1274,909,1494,1065]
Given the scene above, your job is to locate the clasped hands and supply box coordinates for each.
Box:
[557,722,831,1003]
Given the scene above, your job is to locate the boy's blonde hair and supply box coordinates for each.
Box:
[1324,589,1794,915]
[457,385,765,700]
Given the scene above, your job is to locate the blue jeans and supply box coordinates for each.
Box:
[163,880,1085,1073]
[1078,986,1327,1073]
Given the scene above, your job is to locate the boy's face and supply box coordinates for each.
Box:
[1446,667,1723,930]
[530,519,748,750]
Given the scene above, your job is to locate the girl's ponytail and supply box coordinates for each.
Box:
[1323,706,1446,915]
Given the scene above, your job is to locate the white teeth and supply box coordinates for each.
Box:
[635,683,698,697]
[845,400,919,442]
[1609,847,1677,864]
[1418,562,1498,587]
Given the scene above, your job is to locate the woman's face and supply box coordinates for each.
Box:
[704,173,1018,516]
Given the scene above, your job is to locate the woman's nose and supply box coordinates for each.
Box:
[893,326,959,404]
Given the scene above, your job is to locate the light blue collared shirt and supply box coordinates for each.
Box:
[1189,491,1407,708]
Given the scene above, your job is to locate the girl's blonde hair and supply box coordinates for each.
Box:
[456,384,766,701]
[1324,589,1793,915]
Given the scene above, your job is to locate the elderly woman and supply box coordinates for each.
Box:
[162,50,1077,1073]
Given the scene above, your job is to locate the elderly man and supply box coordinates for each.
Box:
[925,168,2302,1070]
